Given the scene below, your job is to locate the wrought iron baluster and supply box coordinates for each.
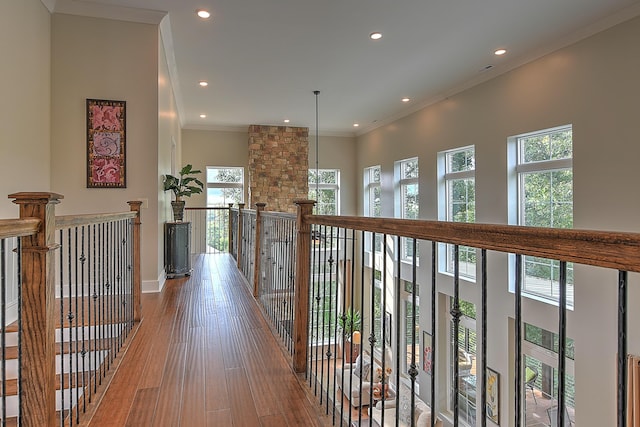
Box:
[431,241,436,427]
[481,249,487,427]
[514,254,523,427]
[1,239,6,427]
[451,244,461,427]
[618,270,628,427]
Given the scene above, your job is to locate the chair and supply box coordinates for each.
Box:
[524,366,538,404]
[547,405,574,427]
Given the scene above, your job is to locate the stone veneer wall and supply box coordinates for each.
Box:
[248,125,309,213]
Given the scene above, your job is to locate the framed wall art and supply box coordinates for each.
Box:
[86,98,126,188]
[422,331,433,375]
[384,311,392,345]
[486,367,500,425]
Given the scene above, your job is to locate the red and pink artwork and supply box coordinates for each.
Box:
[87,99,126,188]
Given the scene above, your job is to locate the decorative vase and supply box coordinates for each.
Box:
[171,200,185,222]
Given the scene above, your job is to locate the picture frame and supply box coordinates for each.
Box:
[422,331,433,375]
[86,98,126,188]
[486,367,500,425]
[384,311,392,345]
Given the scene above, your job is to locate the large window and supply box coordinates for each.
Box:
[206,167,244,206]
[402,280,419,378]
[523,323,575,425]
[309,169,340,215]
[449,299,477,426]
[440,146,476,279]
[515,126,574,306]
[396,158,419,259]
[365,166,382,252]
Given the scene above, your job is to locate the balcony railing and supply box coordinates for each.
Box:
[226,200,640,427]
[0,193,141,427]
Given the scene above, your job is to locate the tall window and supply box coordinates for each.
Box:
[365,166,382,252]
[397,158,419,259]
[523,323,575,425]
[309,169,340,215]
[206,167,244,206]
[440,146,476,279]
[372,269,383,350]
[515,126,573,306]
[449,299,477,426]
[402,280,420,378]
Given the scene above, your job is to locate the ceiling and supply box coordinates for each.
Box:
[50,0,640,136]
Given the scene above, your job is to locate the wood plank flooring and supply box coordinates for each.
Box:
[87,253,332,427]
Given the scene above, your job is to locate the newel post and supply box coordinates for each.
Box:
[253,203,266,298]
[237,203,245,269]
[293,199,315,373]
[228,203,234,254]
[10,192,62,427]
[128,201,143,321]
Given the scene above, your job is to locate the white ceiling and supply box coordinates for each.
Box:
[50,0,640,136]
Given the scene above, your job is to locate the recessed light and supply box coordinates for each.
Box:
[402,97,410,103]
[199,114,206,118]
[353,123,360,127]
[196,9,211,19]
[199,81,208,87]
[370,32,382,40]
[284,119,290,123]
[494,48,507,56]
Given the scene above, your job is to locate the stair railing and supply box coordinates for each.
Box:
[0,192,141,427]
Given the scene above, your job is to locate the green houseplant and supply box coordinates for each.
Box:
[338,309,361,363]
[163,164,204,221]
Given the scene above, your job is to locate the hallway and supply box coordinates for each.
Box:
[88,253,331,426]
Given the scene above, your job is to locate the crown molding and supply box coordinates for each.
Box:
[40,0,56,13]
[53,0,166,24]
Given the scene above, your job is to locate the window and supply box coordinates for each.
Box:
[440,146,476,279]
[396,158,419,259]
[514,126,573,306]
[309,169,340,215]
[372,269,383,349]
[449,299,476,426]
[402,280,420,378]
[365,166,382,252]
[206,167,244,206]
[523,323,575,425]
[310,248,339,343]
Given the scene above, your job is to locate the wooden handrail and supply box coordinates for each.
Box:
[307,214,640,273]
[55,211,137,229]
[0,218,40,239]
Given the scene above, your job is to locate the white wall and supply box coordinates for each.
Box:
[157,23,182,292]
[356,15,640,427]
[50,13,161,285]
[0,0,51,216]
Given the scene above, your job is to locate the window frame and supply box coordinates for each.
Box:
[395,158,419,260]
[309,169,340,215]
[206,166,244,207]
[438,146,476,280]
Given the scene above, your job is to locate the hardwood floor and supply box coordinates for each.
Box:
[87,253,333,427]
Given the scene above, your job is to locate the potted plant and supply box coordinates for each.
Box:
[163,164,204,221]
[338,309,361,363]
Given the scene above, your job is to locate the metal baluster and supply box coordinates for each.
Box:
[59,229,65,424]
[80,227,87,413]
[17,238,23,425]
[319,225,327,406]
[310,224,319,391]
[66,228,73,424]
[328,226,337,419]
[431,241,436,427]
[557,261,567,427]
[381,233,387,427]
[409,238,418,427]
[74,227,80,421]
[338,227,348,425]
[368,231,377,410]
[618,270,628,427]
[451,245,461,427]
[356,230,365,426]
[514,254,523,427]
[481,249,487,427]
[1,239,6,427]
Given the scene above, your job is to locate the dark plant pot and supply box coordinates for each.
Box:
[171,200,186,222]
